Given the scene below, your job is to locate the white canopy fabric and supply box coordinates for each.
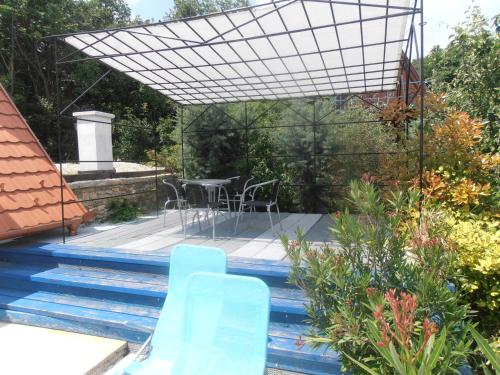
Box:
[62,0,416,105]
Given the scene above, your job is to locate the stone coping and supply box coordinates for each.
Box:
[69,174,173,189]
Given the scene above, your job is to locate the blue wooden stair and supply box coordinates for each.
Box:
[0,243,341,374]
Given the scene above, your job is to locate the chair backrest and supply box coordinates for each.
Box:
[270,179,280,204]
[183,183,208,207]
[180,272,270,373]
[224,176,240,196]
[168,244,226,292]
[151,244,227,351]
[240,176,255,192]
[244,179,279,204]
[163,180,182,202]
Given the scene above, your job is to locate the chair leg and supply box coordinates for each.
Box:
[184,209,188,238]
[234,203,243,234]
[276,203,283,230]
[212,209,216,240]
[267,205,274,236]
[197,211,202,232]
[222,187,231,218]
[163,200,170,226]
[177,204,184,233]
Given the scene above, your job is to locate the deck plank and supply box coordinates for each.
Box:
[254,214,322,260]
[67,215,170,245]
[230,214,321,260]
[116,211,233,252]
[229,214,304,258]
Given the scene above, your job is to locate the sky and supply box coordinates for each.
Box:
[125,0,499,55]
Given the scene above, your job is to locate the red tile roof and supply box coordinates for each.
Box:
[0,84,90,240]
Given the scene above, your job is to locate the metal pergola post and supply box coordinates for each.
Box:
[312,99,317,186]
[41,0,424,219]
[245,102,249,175]
[153,114,159,217]
[180,106,185,179]
[418,0,425,201]
[53,37,66,244]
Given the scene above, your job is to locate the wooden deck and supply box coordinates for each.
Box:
[7,210,333,260]
[0,211,341,374]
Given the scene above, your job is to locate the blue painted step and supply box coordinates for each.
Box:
[0,262,307,323]
[0,243,342,374]
[0,243,290,286]
[0,289,340,375]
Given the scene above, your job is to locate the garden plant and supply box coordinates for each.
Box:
[282,180,499,373]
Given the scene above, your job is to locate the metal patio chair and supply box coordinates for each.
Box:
[219,175,255,212]
[184,183,226,240]
[162,180,187,231]
[234,179,282,235]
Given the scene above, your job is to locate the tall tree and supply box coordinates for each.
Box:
[167,0,249,19]
[0,0,174,160]
[423,7,499,152]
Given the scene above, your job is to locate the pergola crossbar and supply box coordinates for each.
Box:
[45,0,425,243]
[55,0,418,105]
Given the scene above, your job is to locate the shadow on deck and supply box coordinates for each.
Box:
[3,211,334,261]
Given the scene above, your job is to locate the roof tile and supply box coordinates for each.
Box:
[0,187,75,212]
[0,142,45,158]
[0,84,88,240]
[0,204,85,234]
[0,128,35,143]
[0,157,54,175]
[0,171,61,192]
[0,113,25,128]
[0,100,16,115]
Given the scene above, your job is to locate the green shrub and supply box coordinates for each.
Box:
[282,181,473,373]
[113,115,154,162]
[147,144,181,174]
[449,216,500,332]
[106,199,140,223]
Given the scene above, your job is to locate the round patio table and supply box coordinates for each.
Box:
[182,179,232,203]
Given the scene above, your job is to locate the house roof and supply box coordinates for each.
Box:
[59,0,418,105]
[0,84,89,241]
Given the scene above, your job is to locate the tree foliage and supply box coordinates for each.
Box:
[167,0,248,19]
[424,7,499,152]
[0,0,174,160]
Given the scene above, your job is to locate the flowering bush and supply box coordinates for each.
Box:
[421,110,498,216]
[378,94,499,337]
[346,289,456,375]
[282,181,472,373]
[380,93,499,217]
[379,99,417,130]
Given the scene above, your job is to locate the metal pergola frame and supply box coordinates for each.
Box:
[42,0,425,242]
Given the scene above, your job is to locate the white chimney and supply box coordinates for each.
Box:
[73,111,115,173]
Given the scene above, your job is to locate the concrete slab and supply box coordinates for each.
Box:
[0,323,127,375]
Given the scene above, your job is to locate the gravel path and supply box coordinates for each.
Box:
[56,162,157,175]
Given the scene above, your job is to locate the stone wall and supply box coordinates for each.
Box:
[69,174,175,220]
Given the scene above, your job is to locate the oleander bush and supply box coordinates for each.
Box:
[282,180,475,374]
